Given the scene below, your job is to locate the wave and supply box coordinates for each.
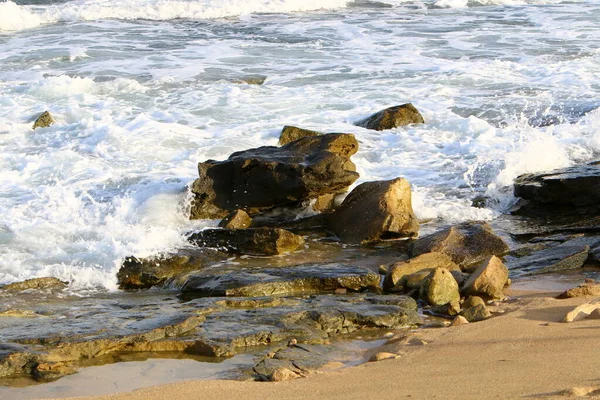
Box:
[0,0,351,32]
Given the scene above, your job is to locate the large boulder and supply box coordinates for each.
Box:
[190,133,359,219]
[355,103,424,131]
[410,222,509,270]
[187,227,304,256]
[461,256,508,299]
[383,252,460,291]
[419,267,460,311]
[279,126,321,146]
[180,263,381,297]
[329,178,419,244]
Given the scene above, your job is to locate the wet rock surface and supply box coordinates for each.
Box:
[383,252,460,291]
[32,111,55,130]
[0,278,67,292]
[506,242,589,275]
[189,133,359,219]
[218,210,252,229]
[279,126,322,146]
[355,103,424,131]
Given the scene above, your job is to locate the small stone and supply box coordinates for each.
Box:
[369,352,399,362]
[450,315,469,326]
[288,338,298,346]
[462,296,485,310]
[461,256,509,299]
[269,367,300,382]
[462,304,491,322]
[355,103,424,131]
[334,288,347,294]
[32,111,55,130]
[218,209,252,229]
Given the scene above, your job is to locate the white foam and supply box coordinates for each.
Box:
[0,1,42,31]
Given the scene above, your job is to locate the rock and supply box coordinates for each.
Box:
[514,165,600,208]
[462,295,485,310]
[32,111,55,130]
[563,299,600,322]
[187,227,304,256]
[312,193,338,213]
[557,282,600,299]
[410,222,509,270]
[269,367,301,382]
[461,256,509,299]
[450,315,469,326]
[419,267,460,310]
[355,103,424,131]
[180,263,382,297]
[1,277,67,292]
[507,242,589,275]
[117,248,226,289]
[329,178,419,244]
[189,133,359,219]
[587,308,600,320]
[383,252,460,291]
[235,75,267,85]
[369,352,398,362]
[279,126,321,146]
[462,304,491,322]
[218,209,252,229]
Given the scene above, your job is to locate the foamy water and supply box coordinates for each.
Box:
[1,0,599,288]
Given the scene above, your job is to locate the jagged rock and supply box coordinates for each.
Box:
[1,277,67,292]
[279,126,321,146]
[450,315,469,326]
[355,103,424,131]
[180,264,381,297]
[32,111,55,130]
[507,241,589,275]
[462,304,491,322]
[117,248,226,289]
[189,133,359,219]
[461,256,508,299]
[419,267,460,310]
[462,295,485,310]
[563,299,600,322]
[329,178,419,244]
[187,227,304,256]
[411,222,509,270]
[218,209,252,229]
[383,252,460,291]
[312,193,338,212]
[557,281,600,299]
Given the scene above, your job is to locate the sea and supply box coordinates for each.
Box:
[1,0,599,291]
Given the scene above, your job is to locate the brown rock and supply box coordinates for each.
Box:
[369,352,399,362]
[356,103,424,131]
[312,193,338,212]
[218,209,252,229]
[419,267,460,310]
[33,111,55,130]
[411,222,509,270]
[461,256,509,299]
[450,315,469,326]
[383,252,460,291]
[1,277,67,292]
[557,281,600,299]
[279,126,321,146]
[462,304,491,322]
[462,295,485,310]
[269,367,300,382]
[329,178,419,244]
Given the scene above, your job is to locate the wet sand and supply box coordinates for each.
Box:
[42,279,600,400]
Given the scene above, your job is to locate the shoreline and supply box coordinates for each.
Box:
[32,279,600,400]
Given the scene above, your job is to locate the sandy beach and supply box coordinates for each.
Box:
[48,286,600,400]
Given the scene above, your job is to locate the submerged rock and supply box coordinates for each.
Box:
[383,252,460,291]
[117,248,227,289]
[329,178,419,244]
[189,133,359,219]
[355,103,424,131]
[461,256,508,299]
[419,267,460,311]
[411,222,509,270]
[32,111,55,130]
[279,126,321,146]
[187,227,305,256]
[218,209,252,229]
[1,277,67,292]
[180,263,381,297]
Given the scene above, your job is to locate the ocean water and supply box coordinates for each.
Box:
[1,0,599,289]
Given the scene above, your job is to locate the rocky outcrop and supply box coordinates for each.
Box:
[557,281,600,299]
[461,256,509,299]
[329,178,419,244]
[117,248,227,289]
[218,209,252,229]
[189,133,359,219]
[355,103,424,131]
[419,267,460,312]
[32,111,55,130]
[180,263,381,297]
[187,227,304,256]
[383,252,460,291]
[1,277,67,292]
[507,241,589,275]
[411,222,509,270]
[279,126,321,146]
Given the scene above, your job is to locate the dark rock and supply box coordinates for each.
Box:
[1,277,67,292]
[329,178,419,244]
[279,126,321,146]
[180,263,381,297]
[506,241,589,275]
[190,133,359,219]
[462,304,491,322]
[218,209,252,229]
[187,227,305,256]
[117,248,227,289]
[410,222,509,270]
[356,103,424,131]
[461,256,509,299]
[419,267,460,310]
[32,111,55,130]
[383,252,460,291]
